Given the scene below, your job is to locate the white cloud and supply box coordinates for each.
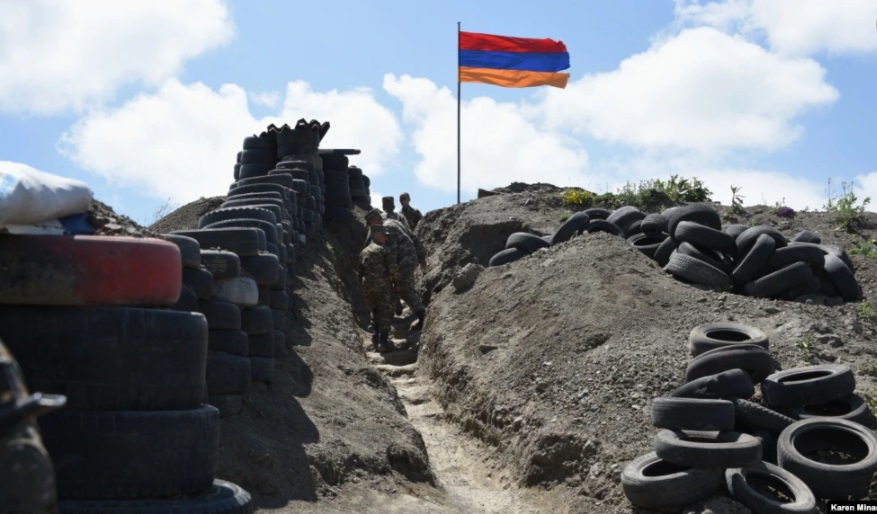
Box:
[696,168,827,209]
[676,0,877,56]
[272,81,402,176]
[383,74,589,194]
[853,172,877,206]
[0,0,233,115]
[59,79,404,207]
[249,91,281,109]
[542,27,838,153]
[60,80,259,205]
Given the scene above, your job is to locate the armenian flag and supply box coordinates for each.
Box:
[459,31,570,89]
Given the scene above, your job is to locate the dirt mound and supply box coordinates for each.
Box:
[148,196,225,234]
[416,186,877,513]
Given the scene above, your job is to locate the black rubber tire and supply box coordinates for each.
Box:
[171,228,265,257]
[247,334,274,358]
[221,197,287,217]
[209,394,244,418]
[173,285,199,312]
[272,309,286,332]
[206,353,250,395]
[791,229,821,244]
[628,233,666,259]
[183,267,214,301]
[240,306,273,335]
[164,234,201,268]
[654,236,676,267]
[237,162,274,179]
[583,219,624,237]
[688,322,769,357]
[488,248,527,267]
[549,212,590,245]
[621,219,642,237]
[650,397,735,431]
[583,207,611,220]
[249,357,275,383]
[823,254,860,301]
[198,207,276,229]
[768,245,825,272]
[670,369,755,400]
[273,330,287,359]
[222,189,283,203]
[782,393,874,427]
[736,225,787,256]
[198,300,242,331]
[725,461,817,514]
[744,262,814,299]
[39,406,219,500]
[269,290,288,311]
[686,344,775,384]
[664,252,732,290]
[677,242,734,274]
[57,478,255,514]
[620,452,723,510]
[239,149,275,165]
[240,254,281,285]
[275,159,313,172]
[200,250,242,280]
[674,221,736,253]
[227,182,290,200]
[731,398,795,434]
[640,213,670,234]
[505,232,550,254]
[218,203,285,225]
[667,204,722,244]
[722,224,749,239]
[655,429,761,469]
[208,330,248,357]
[762,364,855,408]
[752,428,779,465]
[784,276,821,299]
[607,206,646,231]
[0,307,207,411]
[777,418,877,500]
[242,135,274,150]
[732,234,777,286]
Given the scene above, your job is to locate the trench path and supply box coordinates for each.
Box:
[365,318,552,513]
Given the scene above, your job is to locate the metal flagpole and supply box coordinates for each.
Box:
[457,21,461,205]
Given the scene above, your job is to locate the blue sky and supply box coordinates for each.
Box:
[1,0,876,226]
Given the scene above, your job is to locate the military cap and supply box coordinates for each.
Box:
[364,208,383,222]
[382,196,395,206]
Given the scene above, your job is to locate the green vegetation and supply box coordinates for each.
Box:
[563,175,712,211]
[559,213,570,222]
[860,361,877,379]
[850,239,877,260]
[825,179,871,233]
[795,332,818,364]
[859,301,876,322]
[730,186,746,216]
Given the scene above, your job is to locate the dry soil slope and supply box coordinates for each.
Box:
[417,188,877,514]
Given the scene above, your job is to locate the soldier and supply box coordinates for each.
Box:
[364,209,427,331]
[358,225,399,353]
[399,192,423,230]
[381,196,410,230]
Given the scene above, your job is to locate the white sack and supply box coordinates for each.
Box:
[0,162,93,225]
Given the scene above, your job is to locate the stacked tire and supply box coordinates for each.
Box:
[488,203,862,304]
[348,166,371,209]
[322,153,353,221]
[234,132,278,181]
[0,234,253,512]
[268,159,316,241]
[272,119,327,235]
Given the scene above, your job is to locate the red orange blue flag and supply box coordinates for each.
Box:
[459,31,570,89]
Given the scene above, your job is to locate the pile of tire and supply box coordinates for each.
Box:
[170,226,284,398]
[489,204,862,303]
[0,234,253,512]
[322,153,353,221]
[621,321,877,512]
[272,120,327,235]
[348,165,372,209]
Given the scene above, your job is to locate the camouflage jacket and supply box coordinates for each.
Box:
[401,205,423,229]
[383,211,410,231]
[358,242,400,290]
[384,218,426,265]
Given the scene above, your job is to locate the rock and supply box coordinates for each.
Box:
[452,263,484,293]
[817,334,844,347]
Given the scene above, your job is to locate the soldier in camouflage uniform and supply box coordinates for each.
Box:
[381,196,411,230]
[399,192,423,230]
[364,209,428,331]
[358,225,399,352]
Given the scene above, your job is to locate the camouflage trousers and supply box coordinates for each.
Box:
[365,289,394,332]
[396,265,424,313]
